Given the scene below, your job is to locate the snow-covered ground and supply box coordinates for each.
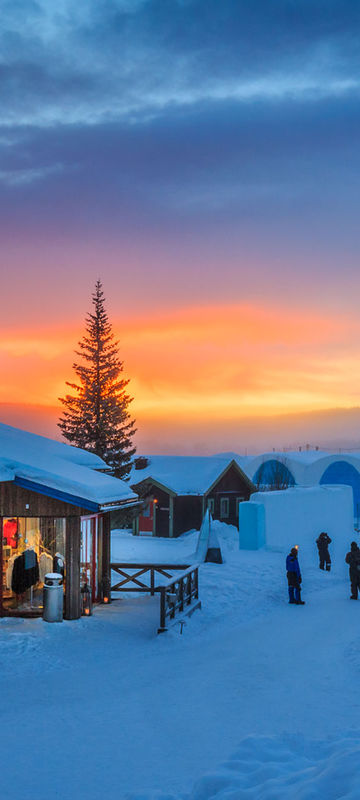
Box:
[1,524,360,799]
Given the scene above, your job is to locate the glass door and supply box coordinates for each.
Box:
[80,516,99,602]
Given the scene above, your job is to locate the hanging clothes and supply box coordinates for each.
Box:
[6,554,17,590]
[39,552,53,583]
[11,551,39,594]
[3,519,18,549]
[24,548,37,570]
[53,553,65,577]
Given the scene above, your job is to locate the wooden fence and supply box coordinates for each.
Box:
[158,565,201,633]
[110,562,201,632]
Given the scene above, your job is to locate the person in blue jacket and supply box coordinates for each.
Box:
[286,546,305,605]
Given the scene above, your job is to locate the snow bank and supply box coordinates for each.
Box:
[240,485,354,560]
[111,528,199,563]
[190,733,360,800]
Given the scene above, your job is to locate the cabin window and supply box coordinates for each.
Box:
[1,517,66,616]
[207,498,215,514]
[220,498,229,519]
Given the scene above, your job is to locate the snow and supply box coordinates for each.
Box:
[243,449,360,489]
[1,523,360,799]
[0,420,108,470]
[247,485,354,556]
[130,455,250,495]
[0,422,137,507]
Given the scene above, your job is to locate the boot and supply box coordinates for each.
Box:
[295,600,305,605]
[326,564,331,572]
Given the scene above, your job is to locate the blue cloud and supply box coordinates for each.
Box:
[1,0,360,127]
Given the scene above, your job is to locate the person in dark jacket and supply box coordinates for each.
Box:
[316,532,332,571]
[345,542,360,599]
[286,546,305,605]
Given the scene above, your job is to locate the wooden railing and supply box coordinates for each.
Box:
[109,562,201,632]
[110,563,190,595]
[158,565,201,633]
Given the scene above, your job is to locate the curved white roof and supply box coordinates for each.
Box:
[244,451,360,486]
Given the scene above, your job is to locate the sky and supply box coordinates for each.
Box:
[1,0,360,454]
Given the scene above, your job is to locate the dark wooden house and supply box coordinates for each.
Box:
[130,456,255,538]
[0,423,138,619]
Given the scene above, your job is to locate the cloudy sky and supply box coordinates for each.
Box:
[1,0,360,453]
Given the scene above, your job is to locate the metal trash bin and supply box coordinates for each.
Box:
[43,573,64,623]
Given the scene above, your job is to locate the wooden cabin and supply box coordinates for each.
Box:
[0,423,138,619]
[130,456,255,537]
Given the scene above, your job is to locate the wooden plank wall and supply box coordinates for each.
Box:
[100,514,111,599]
[0,482,88,517]
[65,516,81,620]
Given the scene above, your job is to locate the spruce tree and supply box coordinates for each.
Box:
[58,280,136,478]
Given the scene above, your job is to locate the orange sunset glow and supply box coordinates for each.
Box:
[1,301,360,452]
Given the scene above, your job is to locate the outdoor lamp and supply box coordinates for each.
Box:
[102,576,111,604]
[81,583,93,616]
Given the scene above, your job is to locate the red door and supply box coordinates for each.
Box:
[138,501,154,534]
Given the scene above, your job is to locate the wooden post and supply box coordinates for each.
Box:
[195,567,199,600]
[64,516,81,620]
[150,567,155,596]
[159,587,166,632]
[101,513,111,601]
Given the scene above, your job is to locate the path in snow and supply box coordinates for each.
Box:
[0,529,359,800]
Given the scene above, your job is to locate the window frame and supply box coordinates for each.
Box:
[220,497,229,519]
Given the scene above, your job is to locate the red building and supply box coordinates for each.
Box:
[130,456,255,537]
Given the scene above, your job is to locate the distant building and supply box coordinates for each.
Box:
[129,456,255,537]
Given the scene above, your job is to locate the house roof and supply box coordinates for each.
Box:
[130,455,253,496]
[0,422,108,470]
[0,422,138,512]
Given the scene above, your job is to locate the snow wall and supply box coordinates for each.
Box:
[239,485,354,559]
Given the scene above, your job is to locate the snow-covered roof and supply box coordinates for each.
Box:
[0,421,108,470]
[0,422,137,511]
[130,455,253,495]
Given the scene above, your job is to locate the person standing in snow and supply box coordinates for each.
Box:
[286,546,305,605]
[316,532,332,571]
[345,542,360,599]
